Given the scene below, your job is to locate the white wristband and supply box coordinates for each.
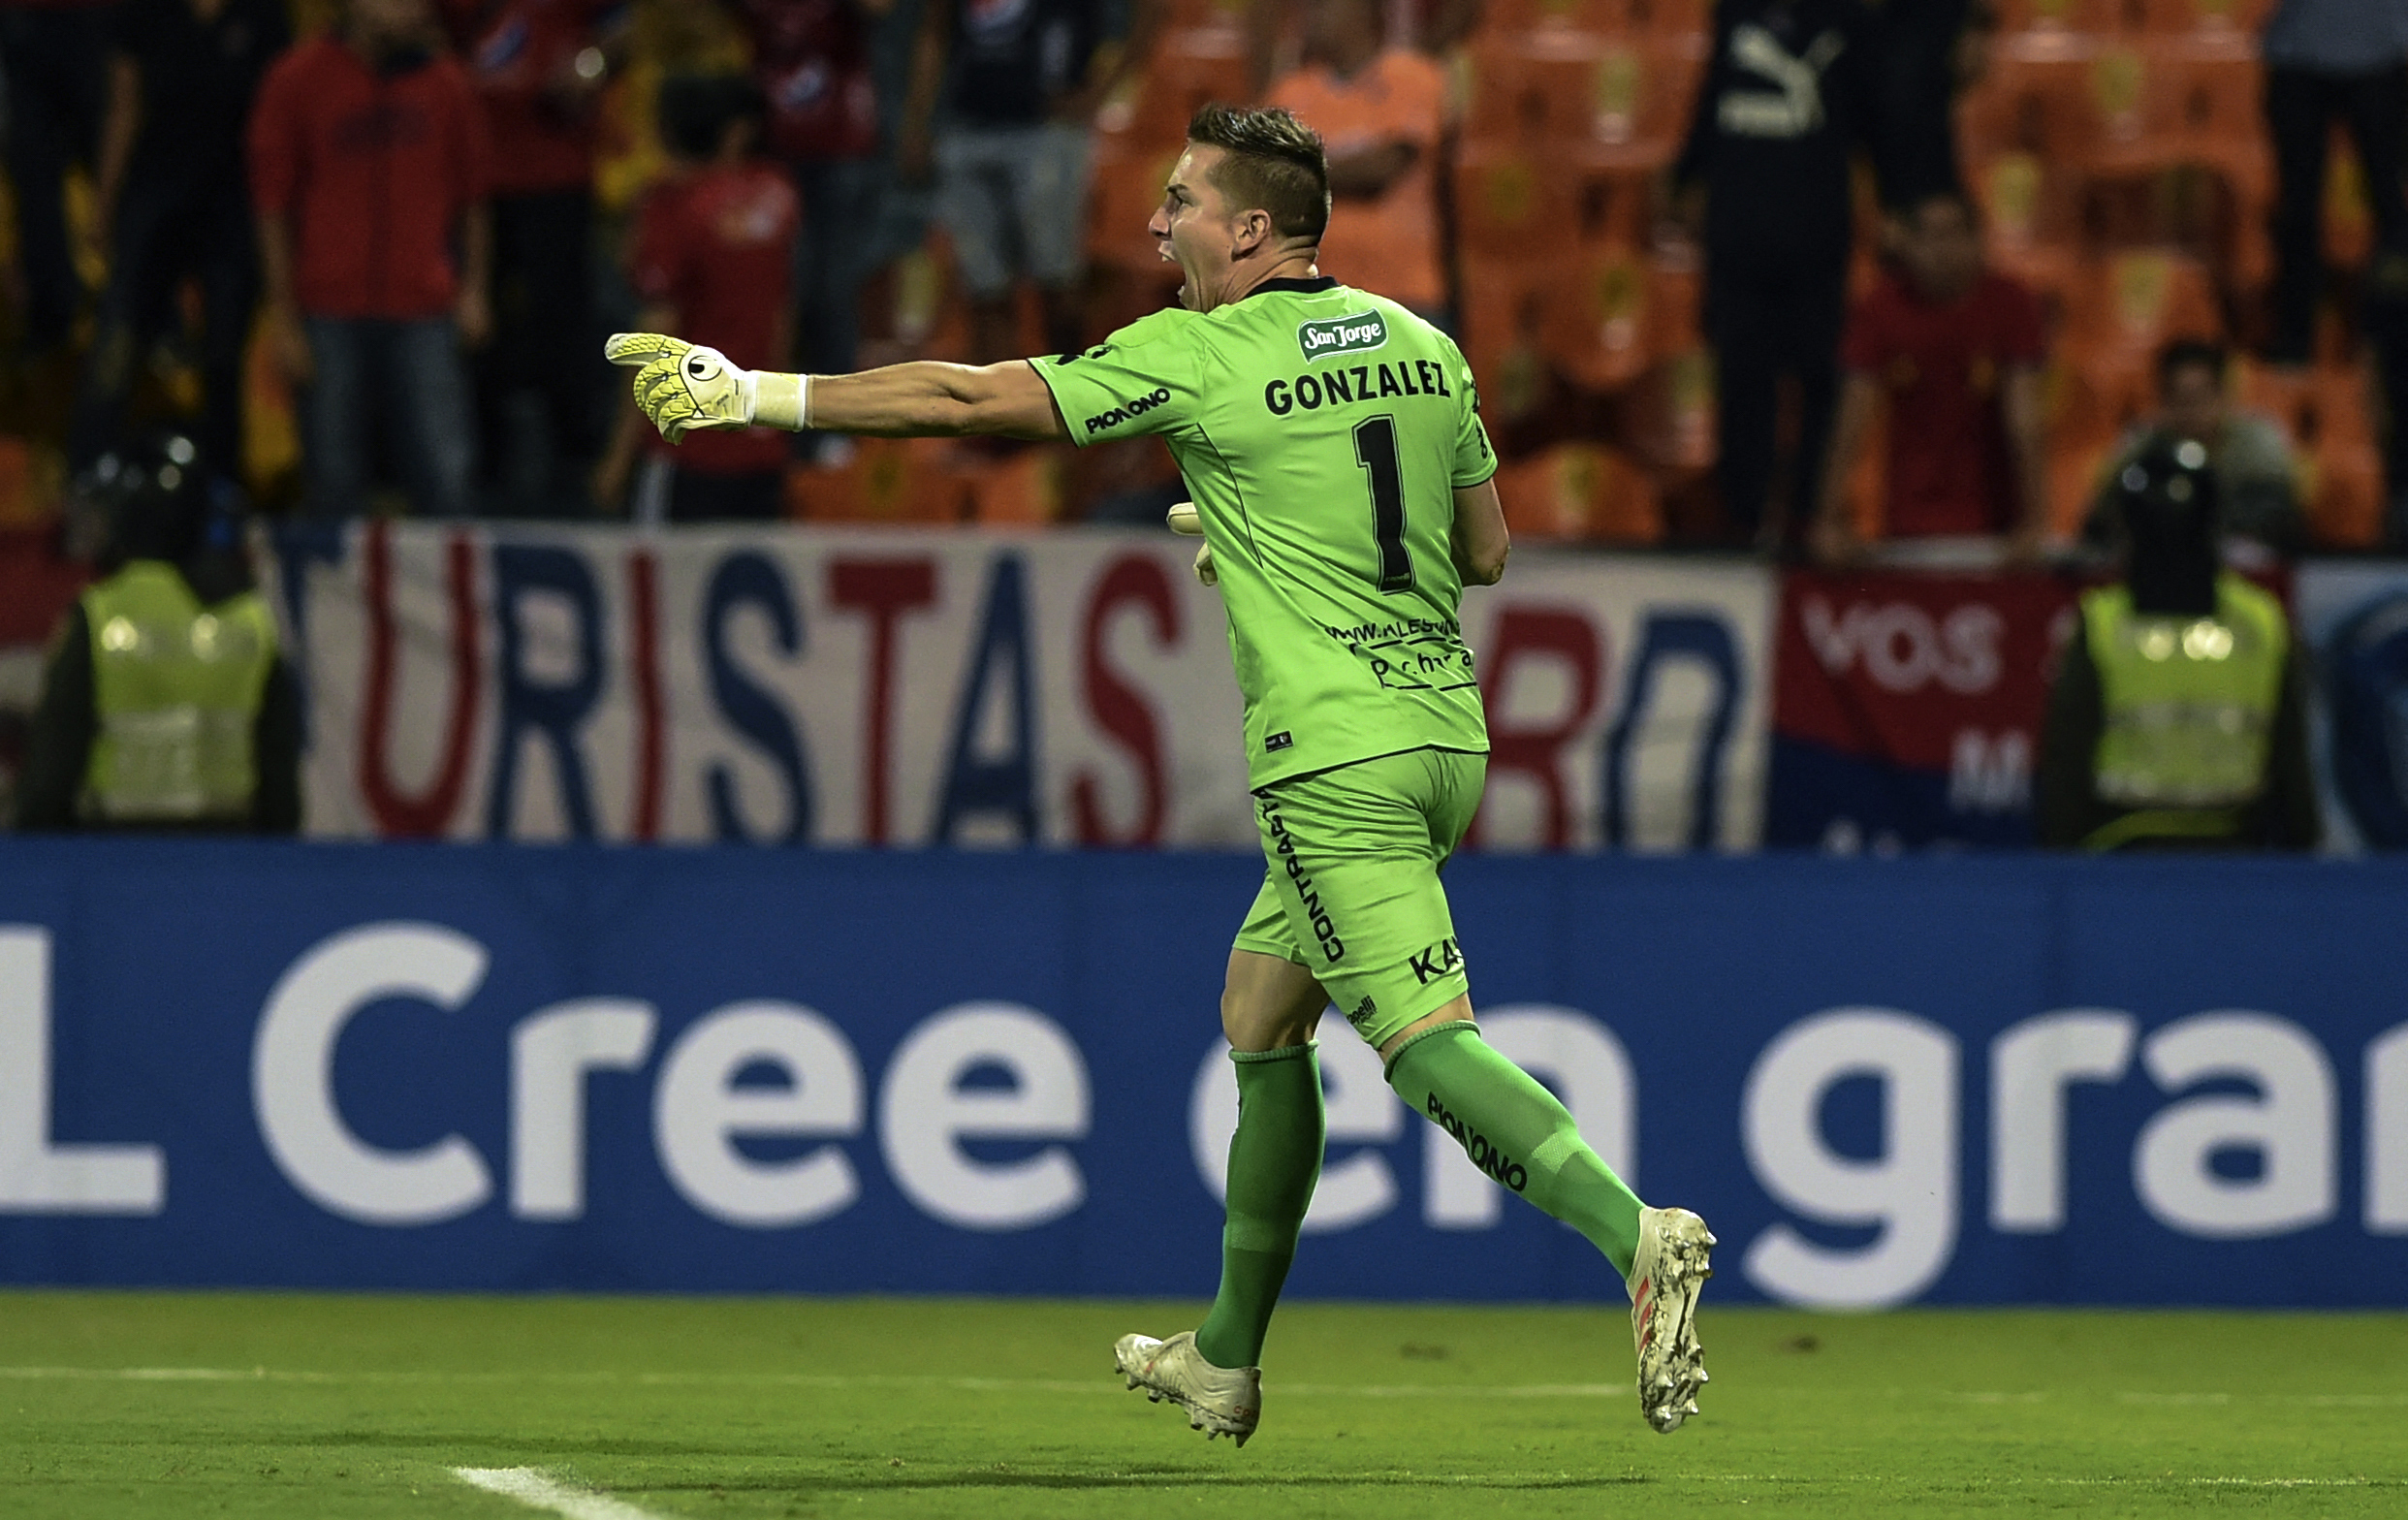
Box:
[751,371,808,430]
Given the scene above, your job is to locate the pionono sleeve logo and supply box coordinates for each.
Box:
[1083,386,1172,435]
[1297,312,1388,363]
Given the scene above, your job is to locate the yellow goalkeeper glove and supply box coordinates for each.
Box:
[603,332,804,442]
[1166,501,1216,587]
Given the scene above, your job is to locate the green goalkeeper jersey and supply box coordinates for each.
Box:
[1033,277,1497,789]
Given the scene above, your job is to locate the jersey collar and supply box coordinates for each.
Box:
[1240,276,1339,301]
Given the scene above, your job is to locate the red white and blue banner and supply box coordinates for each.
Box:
[11,525,2404,856]
[1766,569,2082,851]
[271,523,1775,852]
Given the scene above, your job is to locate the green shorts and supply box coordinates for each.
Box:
[1232,746,1486,1050]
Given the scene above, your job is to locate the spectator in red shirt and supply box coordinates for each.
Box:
[442,0,627,515]
[593,75,799,522]
[248,0,493,518]
[734,0,890,459]
[1814,190,2050,563]
[0,0,109,356]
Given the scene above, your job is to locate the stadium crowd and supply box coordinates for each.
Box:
[0,0,2399,549]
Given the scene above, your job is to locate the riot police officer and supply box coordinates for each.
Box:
[2038,437,2318,850]
[16,433,300,832]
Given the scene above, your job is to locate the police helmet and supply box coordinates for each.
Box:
[85,430,221,570]
[2112,436,2222,617]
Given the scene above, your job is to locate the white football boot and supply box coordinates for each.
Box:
[1627,1206,1716,1434]
[1114,1331,1261,1446]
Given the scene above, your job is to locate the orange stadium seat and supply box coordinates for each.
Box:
[2044,434,2119,539]
[1985,0,2114,34]
[2059,248,2224,368]
[2042,358,2151,532]
[1541,241,1703,390]
[1457,257,1558,425]
[1457,34,1701,168]
[1121,32,1254,144]
[2134,0,2275,35]
[2051,45,2273,206]
[1460,35,1607,144]
[2164,47,2274,207]
[2301,440,2386,548]
[2305,453,2385,545]
[1625,0,1710,36]
[2235,359,2387,547]
[963,445,1071,527]
[2234,355,2311,430]
[1573,166,1661,247]
[1494,443,1664,543]
[786,438,972,524]
[1960,48,2094,165]
[1086,139,1185,272]
[1643,245,1704,358]
[1965,150,2086,300]
[1478,0,1711,35]
[2078,45,2193,176]
[1544,243,1658,391]
[2047,353,2152,458]
[1588,38,1706,163]
[1450,144,1589,259]
[2235,358,2380,452]
[1614,347,1717,474]
[855,230,975,365]
[1476,0,1624,34]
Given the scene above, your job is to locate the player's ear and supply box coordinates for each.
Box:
[1232,207,1273,257]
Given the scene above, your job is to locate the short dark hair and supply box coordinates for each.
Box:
[2156,337,2229,392]
[1186,103,1330,242]
[658,73,765,161]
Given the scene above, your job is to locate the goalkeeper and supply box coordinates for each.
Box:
[608,102,1714,1445]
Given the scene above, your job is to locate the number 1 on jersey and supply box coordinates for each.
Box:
[1353,415,1412,593]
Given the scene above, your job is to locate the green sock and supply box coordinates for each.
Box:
[1193,1043,1325,1370]
[1387,1022,1646,1277]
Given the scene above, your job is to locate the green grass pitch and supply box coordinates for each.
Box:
[4,1291,2404,1518]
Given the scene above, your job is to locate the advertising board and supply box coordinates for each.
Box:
[6,843,2402,1307]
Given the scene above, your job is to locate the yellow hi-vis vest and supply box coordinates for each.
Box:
[2080,573,2286,848]
[80,560,278,824]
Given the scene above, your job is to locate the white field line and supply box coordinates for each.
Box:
[454,1467,671,1520]
[434,1467,2387,1493]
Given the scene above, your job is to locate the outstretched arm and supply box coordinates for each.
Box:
[606,332,1070,443]
[811,360,1070,440]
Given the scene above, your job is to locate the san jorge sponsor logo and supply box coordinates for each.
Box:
[1084,387,1171,435]
[1297,311,1388,363]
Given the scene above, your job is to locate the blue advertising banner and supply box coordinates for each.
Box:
[3,841,2404,1307]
